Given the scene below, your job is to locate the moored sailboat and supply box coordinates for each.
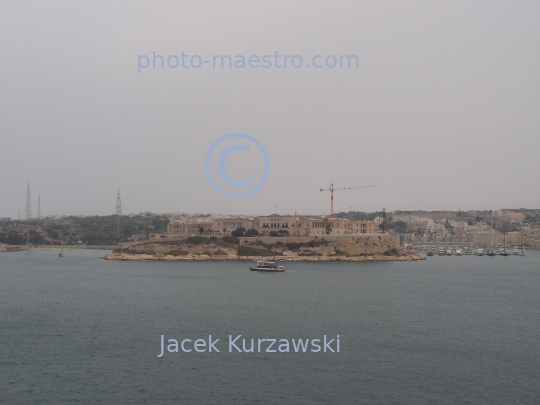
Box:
[487,217,496,256]
[500,229,510,256]
[519,235,526,257]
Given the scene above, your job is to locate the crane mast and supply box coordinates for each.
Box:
[319,183,380,217]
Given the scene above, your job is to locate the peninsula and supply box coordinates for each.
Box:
[102,234,424,262]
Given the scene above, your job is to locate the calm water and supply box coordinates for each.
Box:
[0,249,538,404]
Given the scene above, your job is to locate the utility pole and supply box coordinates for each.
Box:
[115,188,122,238]
[37,195,41,219]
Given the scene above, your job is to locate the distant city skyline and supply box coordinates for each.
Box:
[4,186,538,221]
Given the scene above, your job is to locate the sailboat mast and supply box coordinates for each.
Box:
[491,216,494,249]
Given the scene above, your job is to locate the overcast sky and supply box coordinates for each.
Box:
[1,1,539,217]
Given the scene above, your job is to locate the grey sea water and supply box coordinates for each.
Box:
[0,249,538,404]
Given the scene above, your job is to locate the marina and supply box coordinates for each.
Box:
[418,244,529,257]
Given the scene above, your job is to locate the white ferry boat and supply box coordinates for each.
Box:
[249,260,285,272]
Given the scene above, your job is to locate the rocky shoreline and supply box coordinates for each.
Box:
[102,253,425,262]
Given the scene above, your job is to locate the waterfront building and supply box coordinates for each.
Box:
[161,212,380,239]
[298,217,349,236]
[257,214,298,236]
[213,218,254,234]
[347,220,376,234]
[167,221,214,236]
[473,231,503,247]
[506,231,524,244]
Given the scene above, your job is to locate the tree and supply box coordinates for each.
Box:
[380,207,387,232]
[269,231,279,237]
[222,236,239,245]
[245,228,259,237]
[394,221,407,233]
[45,226,60,239]
[231,227,246,237]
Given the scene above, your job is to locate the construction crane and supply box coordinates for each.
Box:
[320,183,380,218]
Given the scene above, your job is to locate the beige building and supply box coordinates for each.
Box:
[257,214,298,236]
[167,222,214,236]
[473,231,503,247]
[506,232,525,244]
[213,218,254,234]
[504,211,526,222]
[348,220,376,234]
[165,213,378,238]
[297,217,349,236]
[255,215,378,237]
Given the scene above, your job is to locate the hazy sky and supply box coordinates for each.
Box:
[1,1,539,217]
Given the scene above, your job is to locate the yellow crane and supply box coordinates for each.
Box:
[319,184,381,218]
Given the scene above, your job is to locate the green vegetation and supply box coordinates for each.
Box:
[0,231,25,245]
[187,235,207,245]
[237,245,279,256]
[281,239,329,251]
[0,214,169,246]
[284,242,302,251]
[524,213,540,223]
[386,220,407,233]
[231,227,246,237]
[222,236,239,245]
[335,210,384,221]
[245,228,259,237]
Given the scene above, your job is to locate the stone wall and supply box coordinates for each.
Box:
[239,233,400,248]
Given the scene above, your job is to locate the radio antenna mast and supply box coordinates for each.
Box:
[115,188,122,238]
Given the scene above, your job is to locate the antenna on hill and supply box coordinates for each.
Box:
[115,188,122,238]
[25,183,32,220]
